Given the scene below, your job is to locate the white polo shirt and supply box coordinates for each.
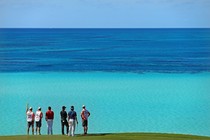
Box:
[26,111,34,122]
[35,110,42,122]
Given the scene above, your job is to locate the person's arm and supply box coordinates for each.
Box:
[40,112,43,119]
[81,111,84,120]
[76,116,78,124]
[52,111,54,120]
[32,113,35,122]
[26,103,29,113]
[76,112,78,124]
[45,112,48,121]
[65,111,67,120]
[67,112,68,120]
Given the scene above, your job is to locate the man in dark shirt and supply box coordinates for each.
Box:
[60,106,69,135]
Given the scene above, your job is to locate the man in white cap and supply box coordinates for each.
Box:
[35,107,43,135]
[80,105,90,135]
[26,107,35,135]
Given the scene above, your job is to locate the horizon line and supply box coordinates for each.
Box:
[0,27,210,29]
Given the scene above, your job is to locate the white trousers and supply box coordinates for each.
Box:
[68,119,76,136]
[47,119,53,135]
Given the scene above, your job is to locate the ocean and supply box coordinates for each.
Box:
[0,28,210,136]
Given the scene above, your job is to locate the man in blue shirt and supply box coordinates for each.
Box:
[68,106,78,136]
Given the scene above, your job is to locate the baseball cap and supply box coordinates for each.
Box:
[82,105,85,108]
[38,107,41,110]
[62,106,66,109]
[29,107,32,110]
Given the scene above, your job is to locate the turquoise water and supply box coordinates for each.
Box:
[0,29,210,136]
[0,72,210,136]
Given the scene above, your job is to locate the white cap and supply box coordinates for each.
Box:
[29,107,32,110]
[38,107,41,110]
[82,105,85,108]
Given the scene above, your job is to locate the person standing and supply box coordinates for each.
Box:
[80,105,90,135]
[35,107,43,135]
[45,106,54,135]
[68,106,78,137]
[26,107,35,135]
[60,106,69,135]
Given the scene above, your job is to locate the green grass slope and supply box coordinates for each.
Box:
[0,133,210,140]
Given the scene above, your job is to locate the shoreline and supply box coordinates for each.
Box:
[0,133,210,139]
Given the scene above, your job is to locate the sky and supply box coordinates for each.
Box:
[0,0,210,28]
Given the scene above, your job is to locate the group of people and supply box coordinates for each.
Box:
[26,105,90,136]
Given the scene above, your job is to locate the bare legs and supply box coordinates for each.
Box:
[27,124,34,135]
[36,127,41,135]
[84,126,88,135]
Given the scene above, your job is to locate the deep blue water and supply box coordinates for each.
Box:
[0,28,210,73]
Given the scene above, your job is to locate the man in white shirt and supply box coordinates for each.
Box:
[35,107,43,135]
[80,105,90,135]
[26,107,35,135]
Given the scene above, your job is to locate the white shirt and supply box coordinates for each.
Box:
[35,110,42,122]
[26,111,34,122]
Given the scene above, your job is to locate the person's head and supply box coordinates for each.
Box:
[62,106,66,110]
[82,105,85,109]
[71,106,74,111]
[48,106,51,110]
[38,107,41,111]
[29,107,32,111]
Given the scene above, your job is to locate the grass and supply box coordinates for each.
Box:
[0,133,210,140]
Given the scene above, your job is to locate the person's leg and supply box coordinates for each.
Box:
[61,121,64,135]
[39,121,42,135]
[66,121,69,135]
[36,128,38,135]
[49,122,51,135]
[35,127,37,135]
[51,121,53,135]
[82,120,85,134]
[32,124,34,135]
[49,120,53,135]
[27,122,30,135]
[84,120,88,134]
[86,126,88,134]
[72,120,75,136]
[86,120,88,134]
[47,120,53,135]
[84,126,87,134]
[35,122,37,135]
[69,121,72,136]
[47,120,50,135]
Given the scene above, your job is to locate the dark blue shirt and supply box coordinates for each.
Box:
[68,111,77,120]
